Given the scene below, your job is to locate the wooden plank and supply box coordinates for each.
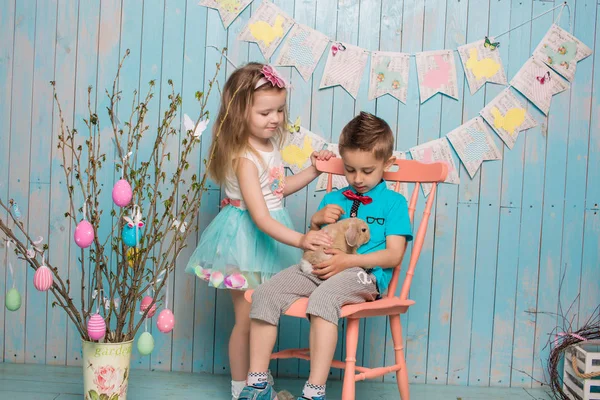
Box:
[171,0,209,374]
[118,0,145,370]
[447,0,491,387]
[66,0,100,367]
[467,0,510,387]
[488,0,533,386]
[134,0,164,370]
[24,0,58,365]
[559,0,596,338]
[351,0,383,379]
[579,210,600,323]
[46,0,78,367]
[585,3,600,211]
[5,0,37,365]
[0,0,16,363]
[301,0,339,380]
[150,0,186,373]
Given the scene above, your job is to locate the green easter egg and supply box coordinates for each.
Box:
[6,288,21,311]
[137,331,154,356]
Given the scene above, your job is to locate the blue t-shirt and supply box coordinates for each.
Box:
[317,180,413,294]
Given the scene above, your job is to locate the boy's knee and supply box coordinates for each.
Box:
[249,285,283,326]
[306,291,341,326]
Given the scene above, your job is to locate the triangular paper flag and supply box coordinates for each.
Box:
[368,51,410,103]
[533,24,593,82]
[319,41,369,99]
[458,39,508,94]
[410,138,460,196]
[510,57,569,115]
[281,122,327,174]
[274,23,329,82]
[315,144,349,191]
[415,50,459,103]
[480,88,537,149]
[200,0,253,29]
[446,117,502,178]
[237,1,294,60]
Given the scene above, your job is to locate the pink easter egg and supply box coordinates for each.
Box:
[87,313,106,341]
[140,296,157,318]
[74,220,95,248]
[33,265,54,291]
[156,309,175,333]
[112,179,133,207]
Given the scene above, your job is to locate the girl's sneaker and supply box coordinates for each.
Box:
[239,383,277,400]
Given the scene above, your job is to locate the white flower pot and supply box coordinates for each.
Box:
[82,339,133,400]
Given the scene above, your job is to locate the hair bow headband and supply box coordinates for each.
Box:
[255,65,289,89]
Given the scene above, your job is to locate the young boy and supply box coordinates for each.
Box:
[240,112,413,400]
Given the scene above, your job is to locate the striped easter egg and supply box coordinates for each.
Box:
[87,313,106,341]
[33,265,53,291]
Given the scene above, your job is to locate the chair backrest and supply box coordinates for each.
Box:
[315,158,448,300]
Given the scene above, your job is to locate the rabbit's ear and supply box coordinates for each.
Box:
[345,222,360,247]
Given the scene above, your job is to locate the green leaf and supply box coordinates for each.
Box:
[99,394,109,400]
[109,394,119,400]
[88,390,100,400]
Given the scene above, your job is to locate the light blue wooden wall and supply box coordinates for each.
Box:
[0,0,598,389]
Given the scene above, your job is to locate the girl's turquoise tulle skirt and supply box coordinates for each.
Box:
[185,205,302,290]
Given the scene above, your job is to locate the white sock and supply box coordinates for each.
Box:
[231,380,246,399]
[302,381,326,399]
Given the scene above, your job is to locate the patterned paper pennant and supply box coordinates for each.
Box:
[480,88,537,149]
[458,39,508,95]
[237,1,294,60]
[446,117,502,178]
[316,144,349,191]
[510,57,569,115]
[415,50,459,103]
[532,24,593,82]
[200,0,254,28]
[410,138,460,196]
[319,41,369,99]
[274,23,329,81]
[368,51,410,103]
[281,121,327,174]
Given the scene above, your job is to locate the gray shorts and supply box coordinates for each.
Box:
[249,264,379,326]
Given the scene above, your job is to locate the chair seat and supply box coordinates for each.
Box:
[244,290,415,319]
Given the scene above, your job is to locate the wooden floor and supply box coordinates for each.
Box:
[0,363,554,400]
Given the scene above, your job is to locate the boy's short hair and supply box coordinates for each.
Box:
[339,112,394,160]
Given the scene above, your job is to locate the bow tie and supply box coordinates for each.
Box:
[342,189,372,205]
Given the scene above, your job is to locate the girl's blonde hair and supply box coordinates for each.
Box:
[207,62,288,184]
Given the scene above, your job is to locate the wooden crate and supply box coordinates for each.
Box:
[563,340,600,400]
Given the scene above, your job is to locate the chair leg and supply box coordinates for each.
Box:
[342,318,359,400]
[389,314,409,400]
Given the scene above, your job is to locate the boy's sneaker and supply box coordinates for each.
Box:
[239,383,277,400]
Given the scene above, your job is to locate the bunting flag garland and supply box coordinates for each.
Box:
[532,24,593,82]
[410,138,460,196]
[458,39,508,95]
[274,23,329,81]
[415,50,459,103]
[510,57,569,115]
[200,0,254,28]
[480,89,537,149]
[368,51,410,103]
[446,117,502,178]
[281,121,327,174]
[320,41,369,99]
[237,1,294,60]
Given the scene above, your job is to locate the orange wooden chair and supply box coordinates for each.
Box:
[245,157,447,400]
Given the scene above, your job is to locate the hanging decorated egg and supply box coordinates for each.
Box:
[33,265,54,291]
[156,309,175,333]
[121,221,144,247]
[5,288,21,311]
[87,313,106,341]
[137,331,155,355]
[74,220,95,248]
[140,296,157,318]
[112,179,133,207]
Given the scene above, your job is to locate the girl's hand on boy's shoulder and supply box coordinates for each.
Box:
[312,249,354,280]
[310,149,336,168]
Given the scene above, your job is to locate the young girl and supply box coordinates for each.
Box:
[185,63,333,399]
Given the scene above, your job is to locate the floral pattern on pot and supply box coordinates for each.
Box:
[85,365,129,400]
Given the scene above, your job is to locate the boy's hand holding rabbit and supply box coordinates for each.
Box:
[310,204,345,230]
